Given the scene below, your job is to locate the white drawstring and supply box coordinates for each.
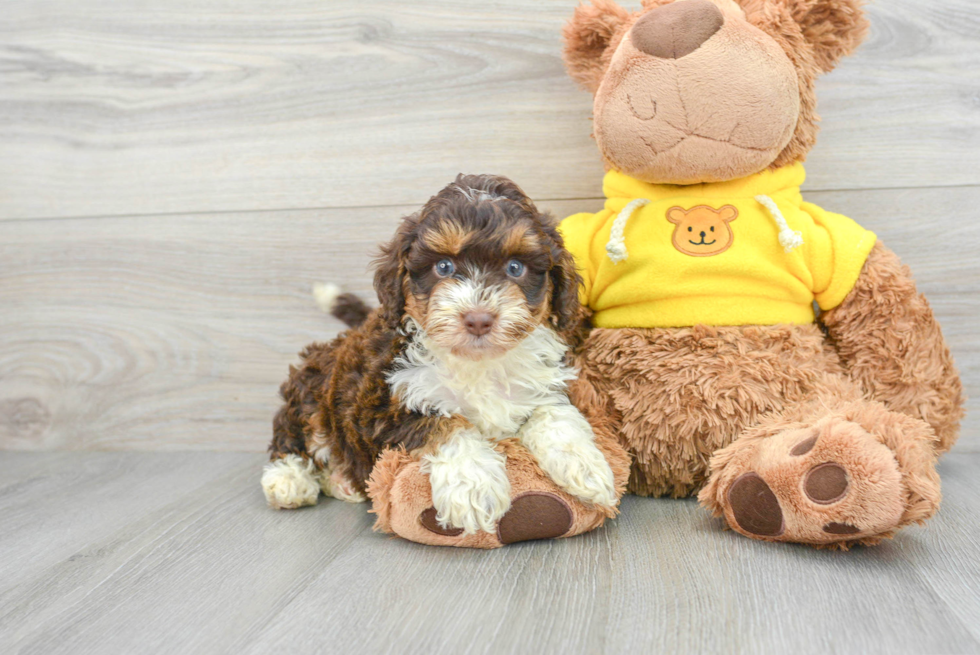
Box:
[756,194,803,252]
[606,198,650,263]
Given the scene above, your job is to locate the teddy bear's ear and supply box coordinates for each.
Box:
[784,0,869,73]
[562,0,632,93]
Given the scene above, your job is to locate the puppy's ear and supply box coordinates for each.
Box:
[373,214,418,329]
[538,213,585,339]
[784,0,869,73]
[563,0,631,93]
[550,247,584,336]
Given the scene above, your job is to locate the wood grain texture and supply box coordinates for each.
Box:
[1,0,979,220]
[1,189,977,452]
[0,451,978,654]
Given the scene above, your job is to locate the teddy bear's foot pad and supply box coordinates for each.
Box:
[498,492,573,544]
[718,418,906,545]
[727,473,784,536]
[419,507,464,537]
[418,492,573,544]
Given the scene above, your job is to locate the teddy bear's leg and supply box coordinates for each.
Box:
[699,393,942,548]
[367,419,630,549]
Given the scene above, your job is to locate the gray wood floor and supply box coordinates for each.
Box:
[1,451,978,655]
[2,0,979,653]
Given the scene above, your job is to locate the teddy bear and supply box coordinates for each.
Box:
[558,0,964,547]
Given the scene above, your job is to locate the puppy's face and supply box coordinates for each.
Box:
[374,175,581,360]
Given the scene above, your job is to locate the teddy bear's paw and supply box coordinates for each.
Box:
[419,492,574,544]
[719,418,907,545]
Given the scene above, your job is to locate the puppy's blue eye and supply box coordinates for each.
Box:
[434,259,455,277]
[506,259,525,277]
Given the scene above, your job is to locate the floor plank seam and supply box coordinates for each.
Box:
[4,183,980,224]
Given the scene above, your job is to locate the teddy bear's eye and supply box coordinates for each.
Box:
[710,226,715,232]
[688,226,693,232]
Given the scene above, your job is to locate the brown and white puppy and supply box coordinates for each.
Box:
[261,175,617,534]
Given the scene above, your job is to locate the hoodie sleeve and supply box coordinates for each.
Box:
[800,202,877,311]
[559,211,602,304]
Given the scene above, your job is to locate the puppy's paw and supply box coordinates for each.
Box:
[422,431,512,535]
[535,442,618,509]
[520,406,618,509]
[319,468,367,503]
[261,454,321,509]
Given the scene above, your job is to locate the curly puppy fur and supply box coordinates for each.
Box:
[264,174,623,540]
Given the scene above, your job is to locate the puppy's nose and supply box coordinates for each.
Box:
[630,0,724,59]
[463,312,495,336]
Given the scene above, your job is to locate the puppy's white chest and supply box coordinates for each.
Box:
[387,325,576,434]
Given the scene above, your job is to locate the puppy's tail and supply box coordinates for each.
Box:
[313,283,372,328]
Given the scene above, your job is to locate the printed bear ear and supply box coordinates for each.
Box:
[562,0,632,93]
[667,207,687,224]
[782,0,869,73]
[719,205,739,222]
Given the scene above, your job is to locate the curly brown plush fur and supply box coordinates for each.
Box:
[572,242,962,548]
[822,242,965,453]
[574,322,846,498]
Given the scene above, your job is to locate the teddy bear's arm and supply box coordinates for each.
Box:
[819,241,964,452]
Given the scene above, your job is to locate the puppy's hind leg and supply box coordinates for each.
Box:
[311,447,367,504]
[263,370,322,509]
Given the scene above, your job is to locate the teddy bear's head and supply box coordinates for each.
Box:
[563,0,868,185]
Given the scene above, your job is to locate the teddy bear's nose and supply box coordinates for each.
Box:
[630,0,724,60]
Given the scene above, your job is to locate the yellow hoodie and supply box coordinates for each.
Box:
[559,164,877,328]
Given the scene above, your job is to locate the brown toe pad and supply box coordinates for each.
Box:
[790,433,818,456]
[419,507,464,537]
[497,492,573,545]
[804,463,849,504]
[727,473,785,537]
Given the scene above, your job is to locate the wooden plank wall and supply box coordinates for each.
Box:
[1,0,978,451]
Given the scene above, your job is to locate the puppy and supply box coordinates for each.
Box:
[261,174,617,534]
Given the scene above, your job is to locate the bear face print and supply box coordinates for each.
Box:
[667,205,738,257]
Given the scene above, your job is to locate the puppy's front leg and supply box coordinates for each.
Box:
[520,404,617,509]
[420,420,511,535]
